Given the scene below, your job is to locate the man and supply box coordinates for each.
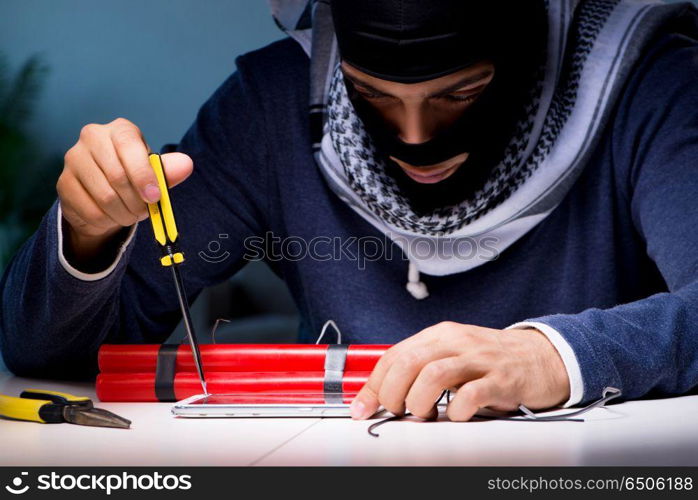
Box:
[2,0,698,422]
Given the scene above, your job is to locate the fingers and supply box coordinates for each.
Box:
[405,355,484,419]
[378,349,430,416]
[160,152,194,189]
[350,382,380,421]
[108,119,160,203]
[88,137,149,221]
[446,377,499,422]
[58,169,121,236]
[89,128,192,207]
[60,145,129,235]
[72,151,139,228]
[350,352,392,420]
[379,342,460,416]
[350,326,460,420]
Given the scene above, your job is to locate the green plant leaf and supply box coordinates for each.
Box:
[0,53,9,104]
[0,54,49,128]
[0,53,56,274]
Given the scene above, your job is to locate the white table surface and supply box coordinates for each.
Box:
[1,370,697,466]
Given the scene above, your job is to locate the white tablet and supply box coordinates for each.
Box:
[171,392,355,418]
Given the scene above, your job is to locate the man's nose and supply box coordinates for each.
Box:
[394,104,436,145]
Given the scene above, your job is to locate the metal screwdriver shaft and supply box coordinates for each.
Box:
[171,265,207,395]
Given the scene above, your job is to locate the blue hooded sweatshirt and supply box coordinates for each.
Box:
[1,29,698,407]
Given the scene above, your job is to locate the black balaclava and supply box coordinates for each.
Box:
[330,0,547,213]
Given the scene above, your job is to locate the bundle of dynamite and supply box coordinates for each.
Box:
[96,344,388,402]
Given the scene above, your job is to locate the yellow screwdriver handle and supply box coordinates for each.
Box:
[146,153,185,267]
[148,153,178,245]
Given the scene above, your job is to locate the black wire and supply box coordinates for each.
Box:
[368,414,405,437]
[368,390,449,438]
[366,387,622,437]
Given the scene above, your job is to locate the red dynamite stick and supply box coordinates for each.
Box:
[98,344,389,373]
[96,371,371,402]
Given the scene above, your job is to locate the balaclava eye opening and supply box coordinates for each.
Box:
[330,0,547,212]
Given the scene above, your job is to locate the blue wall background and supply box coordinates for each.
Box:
[1,0,282,159]
[2,0,695,162]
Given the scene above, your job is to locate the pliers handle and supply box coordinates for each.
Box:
[0,389,131,428]
[0,389,91,423]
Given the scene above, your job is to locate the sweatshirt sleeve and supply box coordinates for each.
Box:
[516,35,698,406]
[0,60,271,379]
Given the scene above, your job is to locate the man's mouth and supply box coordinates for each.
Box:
[391,155,467,185]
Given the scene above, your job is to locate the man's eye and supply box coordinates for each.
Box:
[358,90,389,100]
[438,93,479,104]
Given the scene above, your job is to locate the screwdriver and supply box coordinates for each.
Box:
[146,153,208,396]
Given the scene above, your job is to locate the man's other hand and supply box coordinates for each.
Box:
[350,322,570,421]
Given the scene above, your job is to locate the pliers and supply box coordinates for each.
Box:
[0,389,131,429]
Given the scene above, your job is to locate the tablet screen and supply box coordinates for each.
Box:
[186,392,357,405]
[171,392,359,417]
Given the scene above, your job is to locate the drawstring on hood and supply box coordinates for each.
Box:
[406,260,429,300]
